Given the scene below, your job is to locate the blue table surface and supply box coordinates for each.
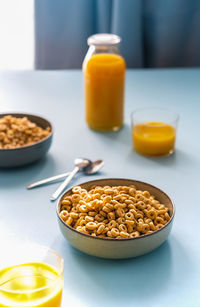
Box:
[0,69,200,307]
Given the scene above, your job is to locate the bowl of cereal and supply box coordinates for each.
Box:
[56,178,175,259]
[0,113,53,167]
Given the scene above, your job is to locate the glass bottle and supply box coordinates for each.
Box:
[82,33,126,131]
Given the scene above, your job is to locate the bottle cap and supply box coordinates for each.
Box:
[88,33,121,46]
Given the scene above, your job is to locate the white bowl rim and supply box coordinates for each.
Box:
[56,178,175,242]
[0,112,53,151]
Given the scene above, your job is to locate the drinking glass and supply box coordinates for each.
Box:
[0,244,64,307]
[131,107,179,157]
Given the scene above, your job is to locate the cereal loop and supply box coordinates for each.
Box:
[59,210,68,221]
[72,186,81,194]
[85,222,97,231]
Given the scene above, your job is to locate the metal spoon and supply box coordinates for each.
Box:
[82,159,104,175]
[50,158,90,201]
[26,159,104,189]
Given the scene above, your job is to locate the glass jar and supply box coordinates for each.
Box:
[83,33,126,131]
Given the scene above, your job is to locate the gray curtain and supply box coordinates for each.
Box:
[35,0,200,69]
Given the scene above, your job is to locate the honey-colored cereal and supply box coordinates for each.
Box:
[59,185,170,239]
[0,115,50,149]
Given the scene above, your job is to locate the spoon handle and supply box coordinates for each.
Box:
[50,166,80,201]
[27,172,70,189]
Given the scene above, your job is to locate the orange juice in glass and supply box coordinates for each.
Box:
[83,34,126,131]
[0,245,64,307]
[131,108,179,157]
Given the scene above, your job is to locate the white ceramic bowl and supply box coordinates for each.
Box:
[56,178,175,259]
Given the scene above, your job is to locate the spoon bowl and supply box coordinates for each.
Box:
[84,160,104,175]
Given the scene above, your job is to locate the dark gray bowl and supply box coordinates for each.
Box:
[0,113,53,167]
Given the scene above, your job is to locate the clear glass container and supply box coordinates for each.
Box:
[83,33,126,131]
[131,107,179,157]
[0,244,64,307]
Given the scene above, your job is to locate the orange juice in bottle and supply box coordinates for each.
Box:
[83,34,126,131]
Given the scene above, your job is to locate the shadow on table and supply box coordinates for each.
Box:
[132,148,193,167]
[0,154,57,188]
[91,123,131,148]
[51,235,193,307]
[68,242,172,305]
[91,124,193,169]
[125,147,194,172]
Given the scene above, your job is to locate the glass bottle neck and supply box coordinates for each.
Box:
[90,45,120,54]
[83,45,120,64]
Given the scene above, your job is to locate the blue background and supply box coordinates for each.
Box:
[35,0,200,69]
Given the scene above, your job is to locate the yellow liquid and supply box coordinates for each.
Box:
[132,121,176,156]
[0,262,63,307]
[83,53,126,131]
